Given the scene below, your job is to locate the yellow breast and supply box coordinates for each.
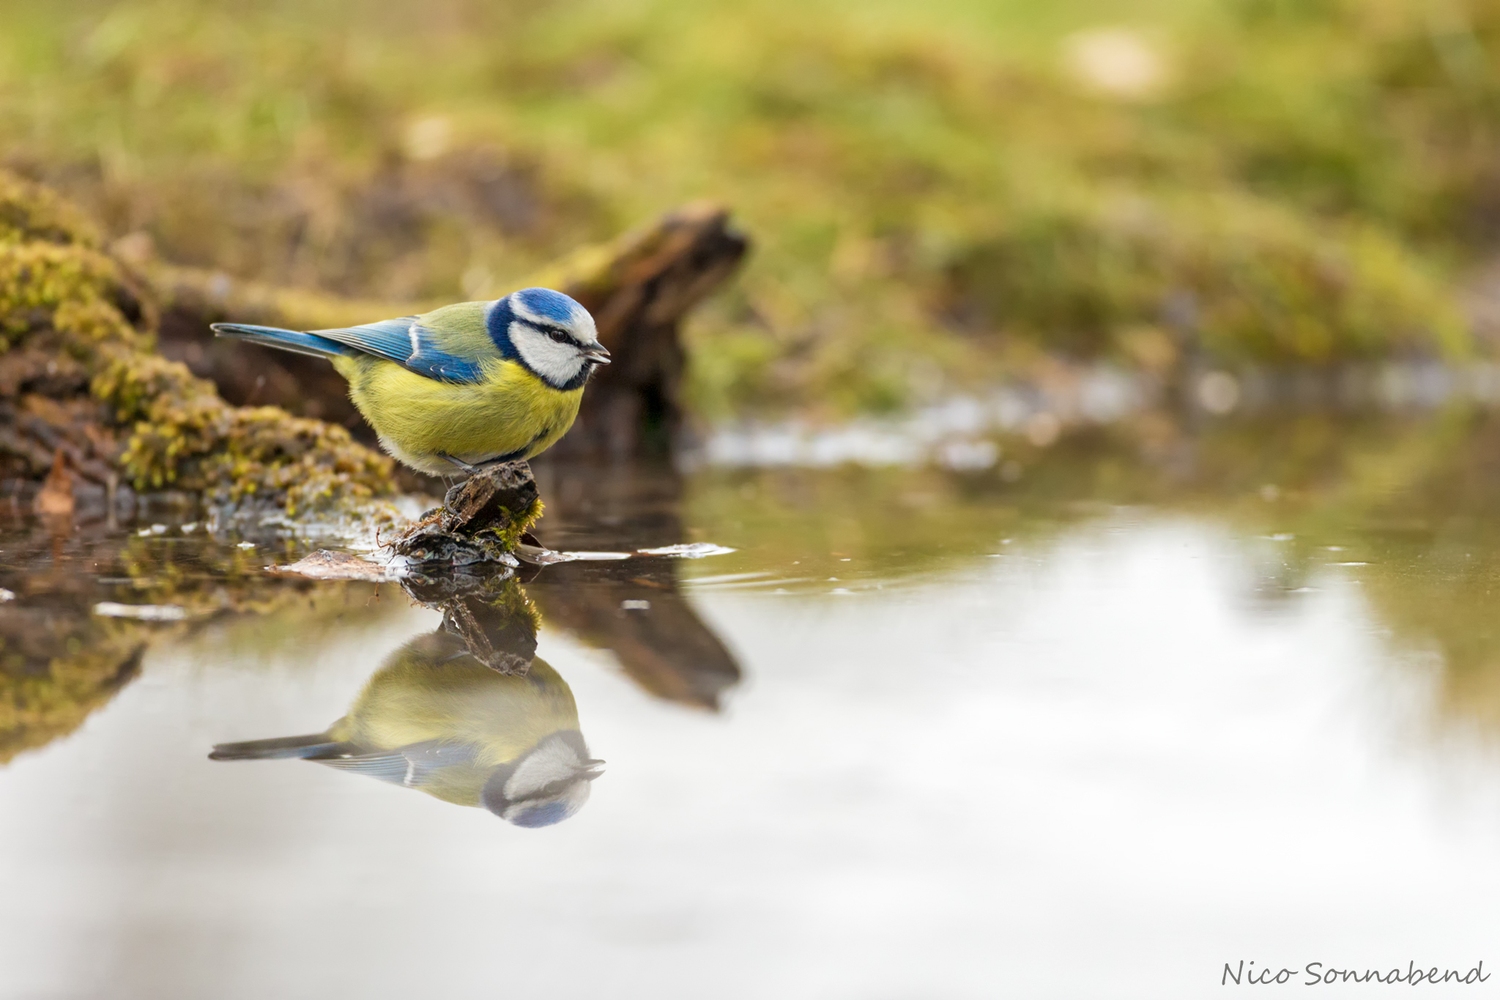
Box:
[340,654,580,762]
[334,356,583,475]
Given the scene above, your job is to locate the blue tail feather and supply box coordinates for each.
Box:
[208,734,344,760]
[211,323,356,360]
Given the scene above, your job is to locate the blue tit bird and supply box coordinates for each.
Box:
[210,287,610,475]
[209,631,604,826]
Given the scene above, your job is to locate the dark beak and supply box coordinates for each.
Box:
[580,759,606,780]
[584,347,611,365]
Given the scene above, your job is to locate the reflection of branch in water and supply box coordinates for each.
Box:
[527,461,742,710]
[212,577,603,827]
[526,561,740,710]
[403,572,543,674]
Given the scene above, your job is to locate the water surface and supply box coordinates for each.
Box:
[4,414,1500,998]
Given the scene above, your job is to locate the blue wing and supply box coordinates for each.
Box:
[313,316,489,384]
[314,740,481,787]
[216,301,500,384]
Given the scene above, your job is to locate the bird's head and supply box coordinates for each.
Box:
[488,287,610,391]
[480,730,604,827]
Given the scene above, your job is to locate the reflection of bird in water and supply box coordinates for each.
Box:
[210,630,603,827]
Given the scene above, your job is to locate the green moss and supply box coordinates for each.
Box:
[0,242,134,348]
[0,168,395,514]
[948,192,1468,364]
[0,170,101,248]
[486,495,543,553]
[90,351,395,514]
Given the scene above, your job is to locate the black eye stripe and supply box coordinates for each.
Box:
[532,323,573,343]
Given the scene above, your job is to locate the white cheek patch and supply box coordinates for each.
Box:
[510,323,585,388]
[505,736,585,800]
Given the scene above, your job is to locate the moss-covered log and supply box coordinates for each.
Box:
[0,169,394,518]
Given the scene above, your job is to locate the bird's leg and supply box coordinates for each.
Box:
[436,452,480,475]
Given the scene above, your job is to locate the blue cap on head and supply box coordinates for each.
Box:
[512,287,582,324]
[508,800,575,828]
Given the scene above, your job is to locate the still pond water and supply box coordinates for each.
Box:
[3,414,1500,998]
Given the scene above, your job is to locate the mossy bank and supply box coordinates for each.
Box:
[0,169,393,518]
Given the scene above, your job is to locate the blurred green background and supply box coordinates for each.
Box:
[6,0,1500,420]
